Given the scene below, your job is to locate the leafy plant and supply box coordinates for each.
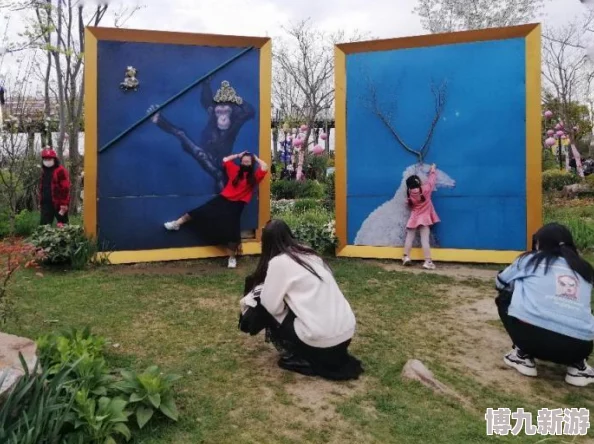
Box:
[542,169,579,192]
[14,210,40,237]
[0,238,40,324]
[37,326,106,373]
[66,389,132,444]
[271,199,295,216]
[281,208,337,255]
[271,179,325,200]
[28,224,103,269]
[0,354,79,444]
[114,366,181,429]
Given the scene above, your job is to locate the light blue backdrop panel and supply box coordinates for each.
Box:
[96,41,260,251]
[346,38,527,250]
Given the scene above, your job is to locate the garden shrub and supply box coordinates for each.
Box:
[271,179,325,200]
[293,198,321,213]
[281,208,337,255]
[544,205,594,253]
[542,169,579,191]
[322,172,335,211]
[271,199,295,217]
[29,224,104,269]
[14,210,40,237]
[1,327,181,443]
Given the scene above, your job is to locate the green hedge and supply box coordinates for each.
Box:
[271,179,325,200]
[542,169,579,191]
[275,207,336,255]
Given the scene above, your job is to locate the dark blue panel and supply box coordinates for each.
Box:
[345,38,527,251]
[97,194,259,251]
[96,41,261,251]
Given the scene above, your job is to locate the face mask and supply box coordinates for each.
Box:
[43,160,55,168]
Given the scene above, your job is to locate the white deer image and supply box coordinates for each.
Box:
[354,77,454,247]
[354,163,455,247]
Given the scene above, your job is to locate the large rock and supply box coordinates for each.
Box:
[0,332,38,399]
[562,183,592,198]
[401,359,472,410]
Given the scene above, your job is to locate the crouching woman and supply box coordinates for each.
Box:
[249,219,363,381]
[496,223,594,386]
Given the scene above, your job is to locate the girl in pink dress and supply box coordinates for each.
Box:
[402,164,439,270]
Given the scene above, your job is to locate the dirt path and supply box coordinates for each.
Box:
[379,262,498,282]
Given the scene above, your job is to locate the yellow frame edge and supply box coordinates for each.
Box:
[334,24,542,264]
[338,246,521,264]
[84,28,271,263]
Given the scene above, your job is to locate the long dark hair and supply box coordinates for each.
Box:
[520,223,593,283]
[248,219,324,288]
[406,175,425,208]
[232,153,256,188]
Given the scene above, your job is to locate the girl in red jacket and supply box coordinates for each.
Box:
[39,147,71,226]
[164,151,268,268]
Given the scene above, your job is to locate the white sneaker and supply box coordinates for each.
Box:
[503,347,537,377]
[422,260,436,270]
[402,256,412,266]
[164,221,180,231]
[566,361,594,387]
[227,257,237,269]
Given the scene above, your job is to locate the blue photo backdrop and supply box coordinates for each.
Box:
[96,41,260,251]
[346,38,527,251]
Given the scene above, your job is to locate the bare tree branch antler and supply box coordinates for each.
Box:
[365,76,447,163]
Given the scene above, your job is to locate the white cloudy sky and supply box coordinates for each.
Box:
[0,0,591,81]
[108,0,586,37]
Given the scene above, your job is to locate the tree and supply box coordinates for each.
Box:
[542,16,594,172]
[364,77,448,164]
[273,19,368,156]
[413,0,546,33]
[2,0,143,213]
[0,56,40,232]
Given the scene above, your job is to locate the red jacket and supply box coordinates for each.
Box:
[220,160,267,203]
[40,165,71,209]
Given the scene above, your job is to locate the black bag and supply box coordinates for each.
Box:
[238,280,277,336]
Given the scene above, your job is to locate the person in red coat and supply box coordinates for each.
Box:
[39,147,71,226]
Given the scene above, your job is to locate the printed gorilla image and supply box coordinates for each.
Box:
[149,80,255,192]
[95,41,261,252]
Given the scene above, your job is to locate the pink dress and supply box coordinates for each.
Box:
[406,170,440,229]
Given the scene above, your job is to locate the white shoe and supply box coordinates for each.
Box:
[422,260,436,270]
[402,256,412,266]
[566,361,594,387]
[227,257,237,269]
[164,221,180,231]
[503,347,537,377]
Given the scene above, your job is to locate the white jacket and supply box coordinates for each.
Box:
[260,253,356,348]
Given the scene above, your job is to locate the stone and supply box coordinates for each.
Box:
[0,332,38,399]
[401,359,472,409]
[401,359,450,392]
[562,183,592,198]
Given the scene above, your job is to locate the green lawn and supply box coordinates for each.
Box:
[6,257,594,443]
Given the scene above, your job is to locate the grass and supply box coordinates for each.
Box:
[5,256,594,443]
[544,196,594,262]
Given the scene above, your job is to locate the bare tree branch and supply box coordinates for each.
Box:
[364,76,447,163]
[414,0,546,33]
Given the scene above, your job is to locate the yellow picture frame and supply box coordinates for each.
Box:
[333,24,542,264]
[84,27,271,264]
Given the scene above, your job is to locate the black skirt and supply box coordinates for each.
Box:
[270,312,364,381]
[188,195,245,245]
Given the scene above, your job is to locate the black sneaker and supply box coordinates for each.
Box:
[566,360,594,387]
[503,347,537,377]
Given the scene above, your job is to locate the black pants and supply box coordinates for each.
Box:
[496,290,593,366]
[270,312,363,381]
[40,204,69,226]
